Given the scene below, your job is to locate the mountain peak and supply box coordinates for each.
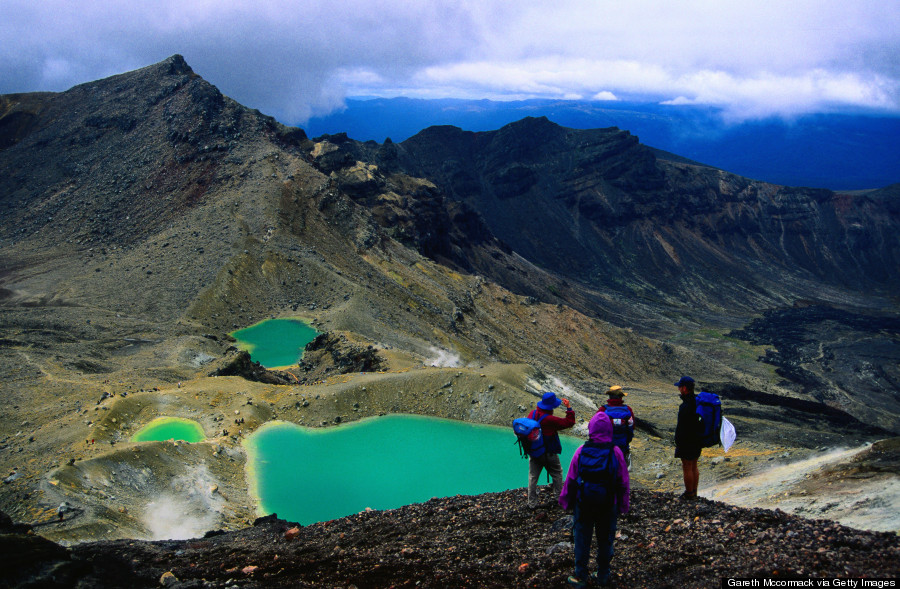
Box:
[125,53,195,80]
[163,54,193,75]
[505,115,554,128]
[0,51,304,246]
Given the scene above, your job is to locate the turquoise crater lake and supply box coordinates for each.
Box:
[244,414,582,525]
[132,417,206,443]
[230,318,319,368]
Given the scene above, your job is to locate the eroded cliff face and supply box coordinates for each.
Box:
[324,116,899,325]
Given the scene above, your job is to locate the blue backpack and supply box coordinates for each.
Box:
[512,413,549,458]
[576,441,617,505]
[603,405,633,452]
[696,391,722,447]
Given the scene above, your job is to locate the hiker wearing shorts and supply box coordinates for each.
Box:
[674,376,702,499]
[527,391,575,509]
[559,411,630,588]
[597,385,635,469]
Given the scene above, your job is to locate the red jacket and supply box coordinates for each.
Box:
[530,406,575,454]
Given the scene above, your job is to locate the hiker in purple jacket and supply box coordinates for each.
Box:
[559,412,631,588]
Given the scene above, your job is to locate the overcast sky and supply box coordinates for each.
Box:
[3,0,898,124]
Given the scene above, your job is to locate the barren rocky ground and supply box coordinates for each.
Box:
[4,488,899,588]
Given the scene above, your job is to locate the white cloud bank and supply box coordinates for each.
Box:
[2,0,898,123]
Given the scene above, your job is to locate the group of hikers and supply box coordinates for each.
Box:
[517,376,705,588]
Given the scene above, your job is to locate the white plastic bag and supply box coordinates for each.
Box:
[720,417,736,452]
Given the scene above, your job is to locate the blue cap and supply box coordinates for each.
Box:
[674,376,695,387]
[536,391,562,410]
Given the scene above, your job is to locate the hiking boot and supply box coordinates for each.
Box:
[567,576,587,588]
[591,572,612,586]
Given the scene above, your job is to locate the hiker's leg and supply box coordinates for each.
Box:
[681,459,698,496]
[546,453,564,498]
[527,457,543,507]
[689,459,700,495]
[680,458,692,493]
[572,502,594,581]
[595,502,618,584]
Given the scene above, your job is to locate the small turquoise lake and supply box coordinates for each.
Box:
[244,414,583,525]
[230,318,319,368]
[132,417,206,443]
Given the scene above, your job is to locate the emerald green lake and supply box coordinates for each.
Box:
[132,417,206,443]
[244,415,582,525]
[230,318,319,368]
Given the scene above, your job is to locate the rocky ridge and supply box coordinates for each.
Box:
[3,488,899,588]
[367,117,900,303]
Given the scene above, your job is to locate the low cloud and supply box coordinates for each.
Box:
[2,1,898,124]
[592,91,618,101]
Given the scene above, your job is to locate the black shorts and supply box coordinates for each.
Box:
[675,446,701,460]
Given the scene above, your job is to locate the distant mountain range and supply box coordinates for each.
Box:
[302,97,900,190]
[323,115,900,316]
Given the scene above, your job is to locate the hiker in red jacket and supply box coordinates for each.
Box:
[527,391,575,508]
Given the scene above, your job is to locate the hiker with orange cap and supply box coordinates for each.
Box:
[526,391,575,509]
[597,385,635,469]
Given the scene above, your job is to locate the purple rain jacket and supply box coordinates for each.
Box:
[558,411,631,513]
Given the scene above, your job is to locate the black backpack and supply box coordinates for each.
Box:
[576,441,617,505]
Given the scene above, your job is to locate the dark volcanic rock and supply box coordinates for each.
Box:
[306,114,900,431]
[211,350,295,385]
[727,304,900,434]
[309,134,513,275]
[298,332,386,377]
[0,510,88,588]
[5,489,898,588]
